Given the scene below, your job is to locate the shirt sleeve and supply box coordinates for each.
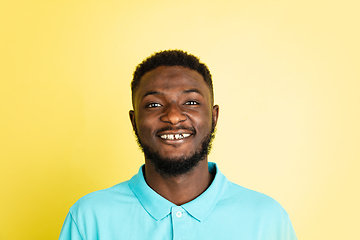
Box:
[59,212,84,240]
[285,216,297,240]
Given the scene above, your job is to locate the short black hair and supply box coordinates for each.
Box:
[131,50,213,106]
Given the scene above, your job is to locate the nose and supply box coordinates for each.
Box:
[160,103,187,125]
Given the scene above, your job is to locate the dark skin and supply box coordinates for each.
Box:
[129,66,219,205]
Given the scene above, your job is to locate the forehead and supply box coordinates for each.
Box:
[135,66,211,98]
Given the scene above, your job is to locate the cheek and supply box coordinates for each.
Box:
[191,113,213,131]
[136,116,156,136]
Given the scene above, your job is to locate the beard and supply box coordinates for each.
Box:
[135,122,216,177]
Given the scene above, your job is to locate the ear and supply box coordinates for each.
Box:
[129,110,136,132]
[212,105,219,127]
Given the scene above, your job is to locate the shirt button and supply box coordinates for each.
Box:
[176,211,182,218]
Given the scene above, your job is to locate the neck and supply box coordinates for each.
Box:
[144,159,214,205]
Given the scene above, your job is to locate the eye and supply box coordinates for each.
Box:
[185,101,199,105]
[146,102,162,108]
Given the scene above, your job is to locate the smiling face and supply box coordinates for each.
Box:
[129,66,219,176]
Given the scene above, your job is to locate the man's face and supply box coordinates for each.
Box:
[130,66,219,176]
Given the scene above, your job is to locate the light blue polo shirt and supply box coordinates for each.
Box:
[59,162,297,240]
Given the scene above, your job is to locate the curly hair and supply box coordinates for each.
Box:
[131,50,213,106]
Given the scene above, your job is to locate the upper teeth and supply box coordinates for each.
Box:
[160,133,191,140]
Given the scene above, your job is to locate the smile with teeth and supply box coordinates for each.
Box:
[160,133,191,140]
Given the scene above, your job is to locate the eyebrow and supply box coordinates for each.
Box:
[182,88,203,96]
[143,91,162,98]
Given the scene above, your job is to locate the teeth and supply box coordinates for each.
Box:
[160,133,191,140]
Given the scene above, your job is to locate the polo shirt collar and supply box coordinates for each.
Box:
[128,162,228,222]
[182,162,227,222]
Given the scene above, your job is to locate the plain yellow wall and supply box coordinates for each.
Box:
[1,0,359,239]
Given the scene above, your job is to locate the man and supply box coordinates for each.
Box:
[59,50,297,240]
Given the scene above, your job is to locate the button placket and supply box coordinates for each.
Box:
[171,206,187,240]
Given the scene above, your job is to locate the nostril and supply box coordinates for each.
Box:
[160,104,187,124]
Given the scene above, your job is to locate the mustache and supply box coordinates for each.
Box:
[155,126,196,135]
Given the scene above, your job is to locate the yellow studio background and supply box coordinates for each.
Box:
[1,0,359,239]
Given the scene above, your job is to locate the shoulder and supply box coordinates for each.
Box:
[214,180,297,239]
[69,181,136,217]
[211,163,288,217]
[220,180,289,218]
[62,180,144,238]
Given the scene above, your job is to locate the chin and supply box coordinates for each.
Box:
[158,151,196,162]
